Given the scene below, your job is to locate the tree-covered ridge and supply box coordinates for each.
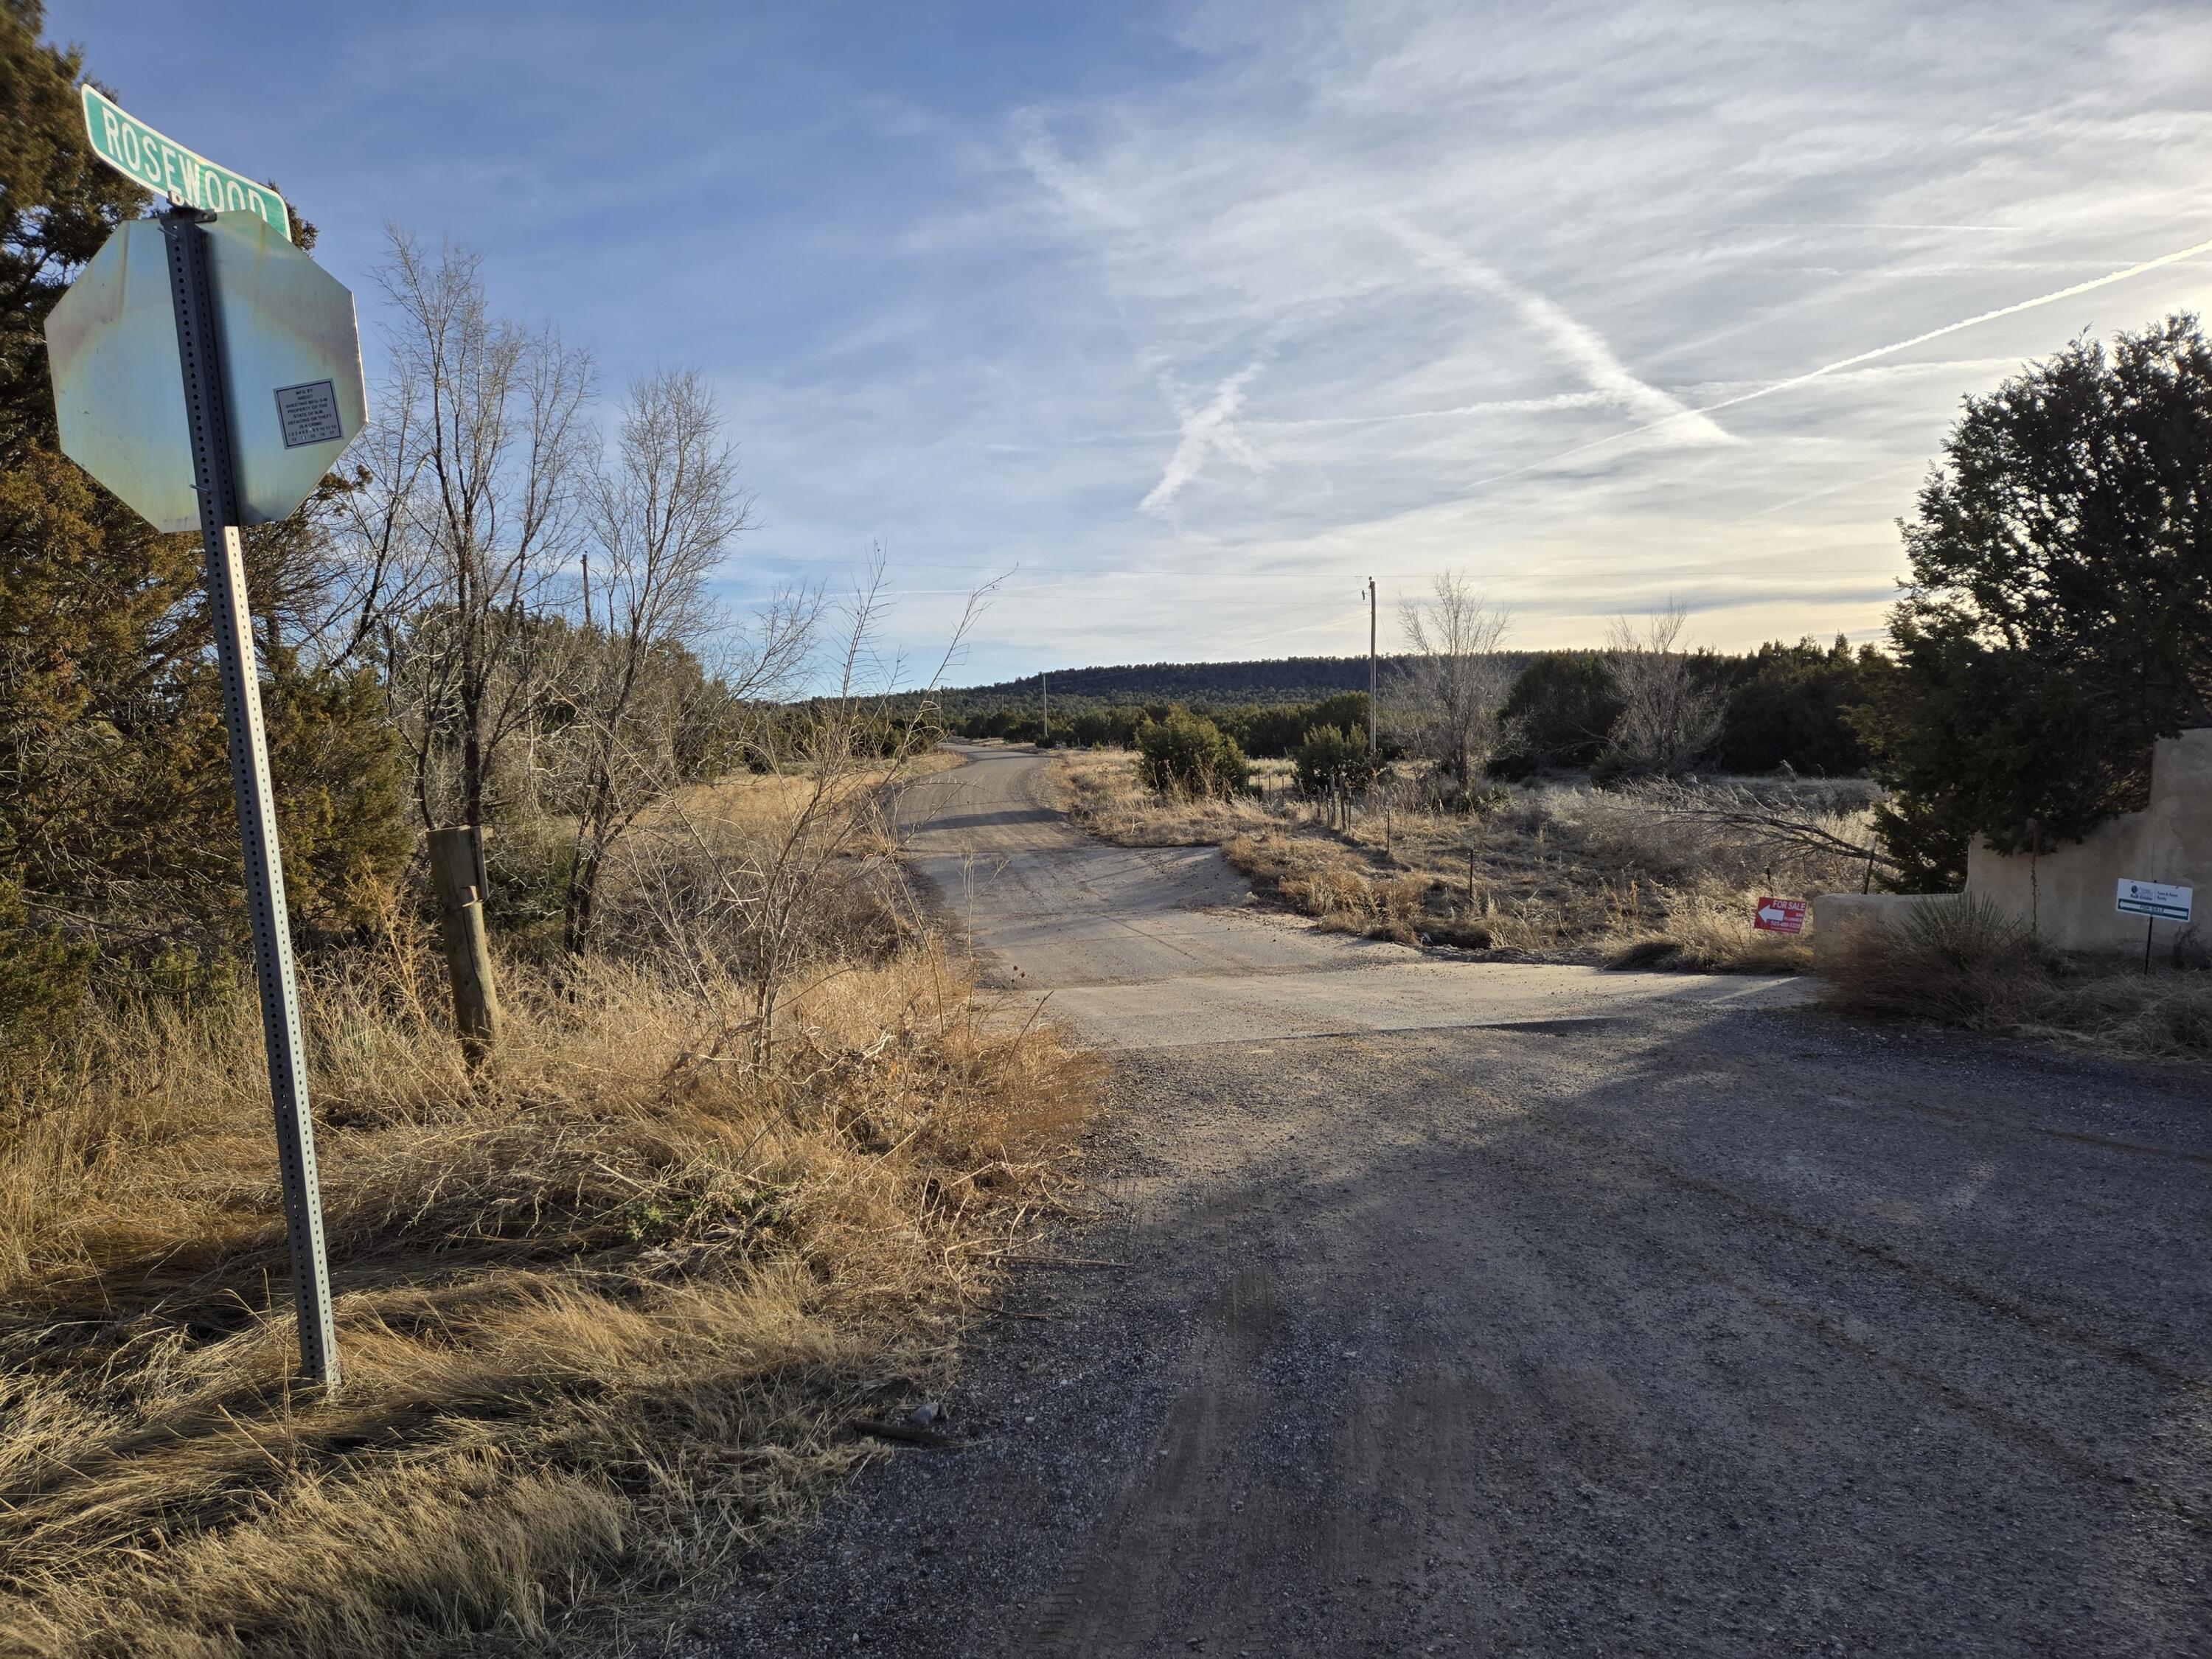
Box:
[940,653,1458,712]
[946,638,1879,779]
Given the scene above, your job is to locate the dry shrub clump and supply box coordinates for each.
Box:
[1220,832,1427,942]
[1603,891,1815,975]
[1820,896,2212,1060]
[1056,747,1272,848]
[0,920,1092,1656]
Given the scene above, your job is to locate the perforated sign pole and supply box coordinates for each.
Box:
[160,206,340,1387]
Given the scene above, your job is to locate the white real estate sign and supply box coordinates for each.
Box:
[2115,879,2192,923]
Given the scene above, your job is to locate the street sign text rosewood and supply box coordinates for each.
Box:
[80,86,290,240]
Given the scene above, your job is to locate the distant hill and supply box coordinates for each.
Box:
[939,654,1527,714]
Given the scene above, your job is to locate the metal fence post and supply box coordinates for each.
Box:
[161,206,339,1387]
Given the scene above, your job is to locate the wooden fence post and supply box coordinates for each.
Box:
[427,827,502,1065]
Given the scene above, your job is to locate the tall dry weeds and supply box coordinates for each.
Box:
[0,914,1092,1656]
[1819,895,2212,1060]
[1061,748,1857,970]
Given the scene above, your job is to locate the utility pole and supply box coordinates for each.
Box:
[1366,577,1378,760]
[1041,669,1048,744]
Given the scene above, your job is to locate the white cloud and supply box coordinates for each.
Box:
[932,0,2212,673]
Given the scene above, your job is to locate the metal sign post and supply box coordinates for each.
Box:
[50,92,363,1387]
[160,206,339,1386]
[2116,879,2194,978]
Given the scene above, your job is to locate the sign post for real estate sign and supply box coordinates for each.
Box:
[2117,879,2193,974]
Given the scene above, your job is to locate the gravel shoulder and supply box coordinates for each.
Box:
[698,747,2212,1658]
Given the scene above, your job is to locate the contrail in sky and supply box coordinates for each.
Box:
[1503,230,2212,479]
[1384,215,1736,447]
[1251,392,1612,431]
[1141,358,1271,514]
[1707,232,2212,415]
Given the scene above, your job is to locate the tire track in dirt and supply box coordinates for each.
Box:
[1024,1265,1286,1655]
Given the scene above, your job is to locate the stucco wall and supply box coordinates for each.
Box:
[1966,728,2212,956]
[1812,728,2211,962]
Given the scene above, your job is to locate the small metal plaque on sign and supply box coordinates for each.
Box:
[274,380,342,448]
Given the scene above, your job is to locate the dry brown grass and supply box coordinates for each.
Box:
[1216,830,1429,941]
[1055,747,1276,847]
[1057,748,1852,973]
[0,891,1092,1654]
[1819,897,2212,1060]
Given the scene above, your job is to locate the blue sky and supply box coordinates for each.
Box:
[49,1,2212,685]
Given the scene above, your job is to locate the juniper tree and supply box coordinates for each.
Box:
[1853,317,2212,888]
[0,4,405,1034]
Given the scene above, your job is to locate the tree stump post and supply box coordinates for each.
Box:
[427,827,502,1065]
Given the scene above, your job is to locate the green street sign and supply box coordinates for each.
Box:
[80,86,291,241]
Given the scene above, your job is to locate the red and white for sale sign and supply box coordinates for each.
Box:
[1753,897,1806,935]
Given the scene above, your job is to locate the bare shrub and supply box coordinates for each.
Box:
[592,564,987,1068]
[1606,891,1812,974]
[1820,897,2045,1027]
[2095,981,2212,1057]
[1602,605,1723,779]
[1220,832,1427,940]
[1819,897,2212,1060]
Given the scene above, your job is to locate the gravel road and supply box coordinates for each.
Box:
[700,745,2212,1658]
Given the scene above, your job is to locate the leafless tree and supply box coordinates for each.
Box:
[557,368,815,953]
[310,356,432,670]
[1397,571,1513,789]
[1604,603,1724,776]
[364,228,597,855]
[617,557,993,1068]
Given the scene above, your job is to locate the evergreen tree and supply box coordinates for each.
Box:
[1713,636,1875,776]
[1495,653,1620,773]
[0,3,406,1035]
[1854,317,2212,888]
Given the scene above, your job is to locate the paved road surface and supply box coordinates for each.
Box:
[897,744,1802,1046]
[703,745,2212,1658]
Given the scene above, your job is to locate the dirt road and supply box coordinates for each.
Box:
[703,745,2212,1657]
